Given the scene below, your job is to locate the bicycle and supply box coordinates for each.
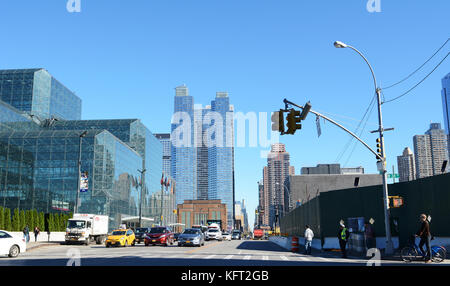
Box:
[400,235,447,263]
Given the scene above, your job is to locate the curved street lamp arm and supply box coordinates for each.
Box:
[283,99,383,161]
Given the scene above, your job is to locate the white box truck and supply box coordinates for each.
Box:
[65,214,109,245]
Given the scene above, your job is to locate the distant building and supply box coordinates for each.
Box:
[286,174,382,206]
[301,164,364,175]
[397,147,416,182]
[264,143,292,228]
[177,200,227,231]
[442,73,450,156]
[414,123,449,178]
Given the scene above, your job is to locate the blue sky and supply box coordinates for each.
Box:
[1,0,449,228]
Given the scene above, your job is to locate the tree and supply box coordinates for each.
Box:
[39,212,45,231]
[0,207,4,230]
[4,208,12,231]
[12,208,20,231]
[47,214,54,232]
[19,210,26,231]
[32,209,38,229]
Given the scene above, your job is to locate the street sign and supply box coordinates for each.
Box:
[387,174,399,179]
[316,115,321,137]
[80,172,88,193]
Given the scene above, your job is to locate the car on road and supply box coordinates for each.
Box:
[177,228,205,247]
[205,228,222,241]
[105,229,136,247]
[0,230,26,258]
[144,226,175,246]
[231,230,241,240]
[222,232,232,241]
[134,227,150,244]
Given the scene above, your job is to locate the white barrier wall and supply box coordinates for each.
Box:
[269,236,321,251]
[8,232,66,242]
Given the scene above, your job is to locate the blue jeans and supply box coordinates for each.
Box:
[305,240,312,255]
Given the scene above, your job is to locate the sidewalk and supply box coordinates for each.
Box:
[26,241,62,251]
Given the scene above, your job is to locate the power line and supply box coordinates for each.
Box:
[383,38,449,90]
[382,52,450,104]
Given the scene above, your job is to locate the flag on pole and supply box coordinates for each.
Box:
[160,173,164,185]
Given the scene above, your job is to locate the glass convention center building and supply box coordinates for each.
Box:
[0,69,167,229]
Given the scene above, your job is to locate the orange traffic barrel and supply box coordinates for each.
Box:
[291,236,299,252]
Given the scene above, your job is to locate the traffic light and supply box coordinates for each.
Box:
[271,110,285,134]
[300,101,312,120]
[376,138,382,161]
[286,109,301,134]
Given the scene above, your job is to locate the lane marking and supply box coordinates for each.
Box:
[243,255,251,260]
[280,256,288,261]
[316,257,330,262]
[225,255,233,259]
[205,255,216,259]
[263,256,268,260]
[185,242,220,254]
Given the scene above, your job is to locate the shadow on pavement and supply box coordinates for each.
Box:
[236,241,288,252]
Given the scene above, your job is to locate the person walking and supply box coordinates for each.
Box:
[23,225,30,243]
[304,225,314,255]
[338,223,350,258]
[415,214,432,263]
[364,222,375,250]
[34,226,40,242]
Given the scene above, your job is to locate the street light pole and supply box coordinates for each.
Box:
[334,41,394,255]
[75,131,87,214]
[138,168,146,228]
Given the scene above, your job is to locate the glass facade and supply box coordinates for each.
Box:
[442,73,450,156]
[0,69,81,120]
[0,69,167,229]
[0,129,142,230]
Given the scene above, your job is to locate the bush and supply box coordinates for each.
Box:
[0,207,4,230]
[12,209,20,232]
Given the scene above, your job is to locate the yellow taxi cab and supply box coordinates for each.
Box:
[105,229,136,247]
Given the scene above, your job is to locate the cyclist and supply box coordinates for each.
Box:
[415,214,432,263]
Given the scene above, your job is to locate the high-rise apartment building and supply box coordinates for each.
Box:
[442,73,450,156]
[171,87,235,229]
[264,143,292,228]
[397,147,416,182]
[414,123,449,178]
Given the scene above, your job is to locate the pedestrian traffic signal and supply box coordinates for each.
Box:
[286,109,301,134]
[271,110,285,134]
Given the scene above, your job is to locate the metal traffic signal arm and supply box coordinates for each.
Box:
[283,98,383,162]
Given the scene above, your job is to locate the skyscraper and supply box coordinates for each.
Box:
[265,143,292,228]
[442,73,450,156]
[154,133,171,178]
[171,85,195,206]
[397,147,416,182]
[413,123,449,178]
[171,87,235,229]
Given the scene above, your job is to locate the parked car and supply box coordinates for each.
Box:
[205,228,222,241]
[231,230,241,240]
[0,230,26,258]
[178,228,205,247]
[222,232,232,241]
[144,226,174,246]
[105,229,136,247]
[134,227,150,244]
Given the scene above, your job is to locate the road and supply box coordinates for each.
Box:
[0,239,445,266]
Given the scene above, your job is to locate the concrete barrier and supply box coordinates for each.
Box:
[8,232,66,243]
[269,236,321,251]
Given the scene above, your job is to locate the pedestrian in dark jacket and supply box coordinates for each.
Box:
[338,224,350,258]
[34,227,40,242]
[23,226,30,243]
[415,214,432,263]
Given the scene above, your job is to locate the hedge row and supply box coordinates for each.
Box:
[0,207,72,232]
